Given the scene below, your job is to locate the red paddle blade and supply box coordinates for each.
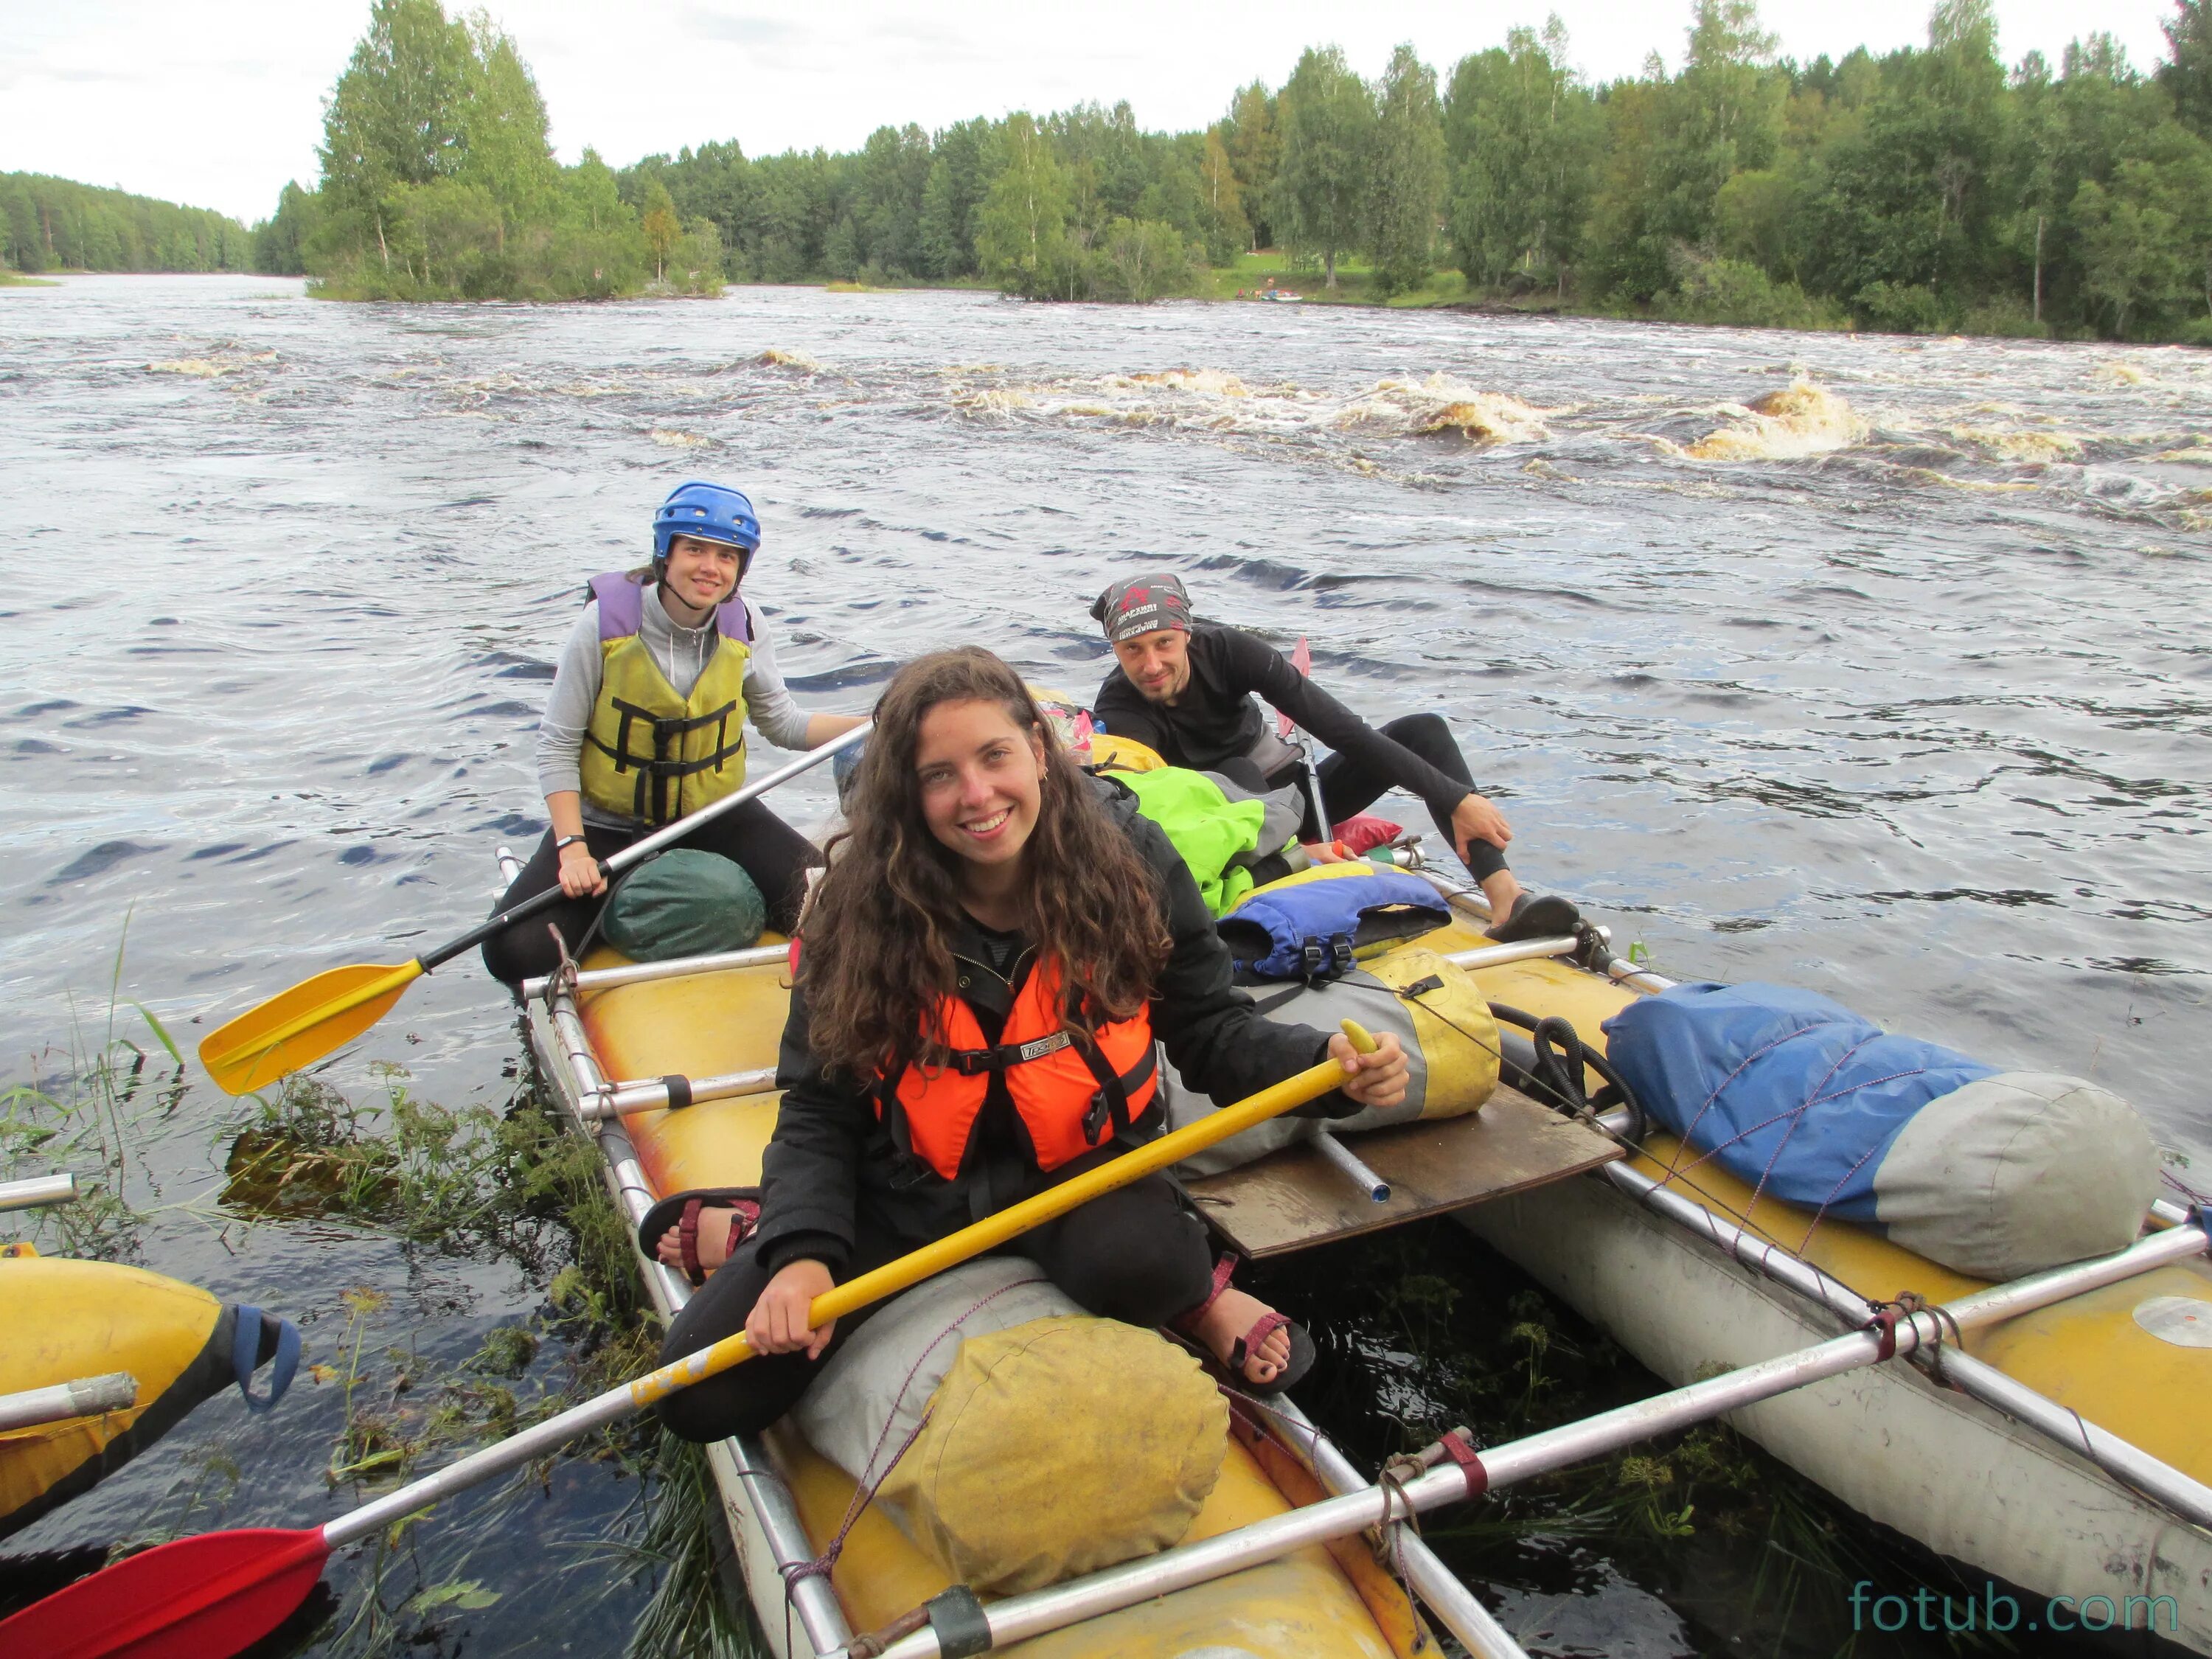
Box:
[0,1527,330,1659]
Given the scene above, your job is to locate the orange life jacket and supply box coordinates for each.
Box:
[878,961,1158,1182]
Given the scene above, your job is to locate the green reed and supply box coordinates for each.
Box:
[1,918,188,1261]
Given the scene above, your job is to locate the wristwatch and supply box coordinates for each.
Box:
[554,835,589,852]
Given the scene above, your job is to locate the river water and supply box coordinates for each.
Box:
[3,274,2208,1655]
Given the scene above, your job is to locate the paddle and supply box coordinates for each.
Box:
[4,1020,1378,1659]
[198,722,874,1096]
[1279,636,1332,841]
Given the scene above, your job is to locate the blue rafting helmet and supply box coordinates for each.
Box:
[653,480,762,565]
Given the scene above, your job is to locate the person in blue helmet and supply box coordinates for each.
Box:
[481,481,866,984]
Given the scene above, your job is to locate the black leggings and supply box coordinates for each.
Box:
[479,798,818,984]
[1251,712,1508,881]
[653,1174,1213,1443]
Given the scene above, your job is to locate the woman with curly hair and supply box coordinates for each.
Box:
[653,647,1406,1440]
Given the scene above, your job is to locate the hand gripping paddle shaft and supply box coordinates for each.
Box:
[197,721,874,1095]
[4,1021,1377,1659]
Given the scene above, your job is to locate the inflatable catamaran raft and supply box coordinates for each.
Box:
[0,1176,301,1544]
[507,742,2212,1658]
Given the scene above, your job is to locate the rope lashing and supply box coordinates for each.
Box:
[1866,1290,1964,1374]
[779,1276,1051,1606]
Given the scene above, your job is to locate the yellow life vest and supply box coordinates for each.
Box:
[578,572,753,825]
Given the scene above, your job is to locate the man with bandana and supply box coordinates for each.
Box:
[1089,574,1576,940]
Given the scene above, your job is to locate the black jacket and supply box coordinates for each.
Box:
[1093,624,1470,819]
[751,776,1348,1275]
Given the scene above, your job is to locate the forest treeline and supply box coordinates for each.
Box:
[610,0,2212,339]
[254,0,720,300]
[13,0,2212,340]
[0,174,253,276]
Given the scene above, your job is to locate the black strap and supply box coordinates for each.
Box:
[661,1074,693,1110]
[586,695,746,824]
[925,1586,993,1658]
[1068,1026,1154,1146]
[945,1028,1076,1077]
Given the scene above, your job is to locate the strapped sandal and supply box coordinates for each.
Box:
[636,1186,761,1287]
[1169,1252,1316,1398]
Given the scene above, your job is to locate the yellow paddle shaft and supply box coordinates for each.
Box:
[627,1018,1379,1408]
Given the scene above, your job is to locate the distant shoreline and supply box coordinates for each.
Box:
[19,267,2199,349]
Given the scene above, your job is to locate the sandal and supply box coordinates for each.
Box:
[636,1186,761,1287]
[1170,1253,1316,1397]
[1486,892,1582,945]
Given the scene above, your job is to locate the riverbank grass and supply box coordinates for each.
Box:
[1198,251,1481,310]
[0,269,60,287]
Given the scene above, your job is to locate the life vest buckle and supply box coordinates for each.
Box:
[949,1029,1072,1075]
[1301,936,1326,978]
[1082,1091,1110,1144]
[1329,933,1356,976]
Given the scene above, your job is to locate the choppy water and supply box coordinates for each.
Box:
[4,275,2209,1656]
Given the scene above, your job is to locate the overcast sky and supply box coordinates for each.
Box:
[0,1,2183,224]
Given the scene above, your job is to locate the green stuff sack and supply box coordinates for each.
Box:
[602,849,765,961]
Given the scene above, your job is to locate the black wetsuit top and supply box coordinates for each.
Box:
[1092,625,1470,813]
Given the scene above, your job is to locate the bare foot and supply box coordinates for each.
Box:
[653,1204,742,1278]
[1480,871,1525,924]
[1188,1286,1293,1385]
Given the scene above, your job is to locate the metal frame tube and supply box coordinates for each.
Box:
[1312,1131,1390,1203]
[852,1320,1935,1659]
[853,1213,2211,1659]
[0,1174,77,1213]
[532,975,852,1655]
[1439,937,1579,972]
[1416,852,2212,1525]
[1596,1147,2212,1528]
[0,1372,135,1430]
[521,942,787,1001]
[1258,1397,1528,1659]
[582,1066,779,1121]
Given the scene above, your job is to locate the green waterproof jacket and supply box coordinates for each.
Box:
[1121,766,1269,916]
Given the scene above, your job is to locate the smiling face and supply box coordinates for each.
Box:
[1111,627,1191,703]
[914,697,1048,877]
[661,533,744,611]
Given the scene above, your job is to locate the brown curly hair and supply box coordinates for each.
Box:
[799,647,1171,1082]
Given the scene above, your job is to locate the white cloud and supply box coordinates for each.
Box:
[0,0,2180,224]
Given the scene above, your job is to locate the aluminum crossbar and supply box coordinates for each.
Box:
[846,1318,1950,1659]
[1312,1130,1390,1203]
[0,1173,77,1213]
[520,942,787,1001]
[842,1210,2209,1659]
[1598,1141,2212,1528]
[580,1065,779,1121]
[0,1372,136,1431]
[1256,1397,1529,1659]
[1439,936,1580,972]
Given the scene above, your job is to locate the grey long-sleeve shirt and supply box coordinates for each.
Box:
[535,585,817,827]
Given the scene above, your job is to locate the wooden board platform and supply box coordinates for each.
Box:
[1181,1084,1621,1259]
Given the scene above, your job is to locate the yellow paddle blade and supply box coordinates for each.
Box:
[198,961,424,1096]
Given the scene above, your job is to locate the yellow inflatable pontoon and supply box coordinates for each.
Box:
[0,1247,299,1540]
